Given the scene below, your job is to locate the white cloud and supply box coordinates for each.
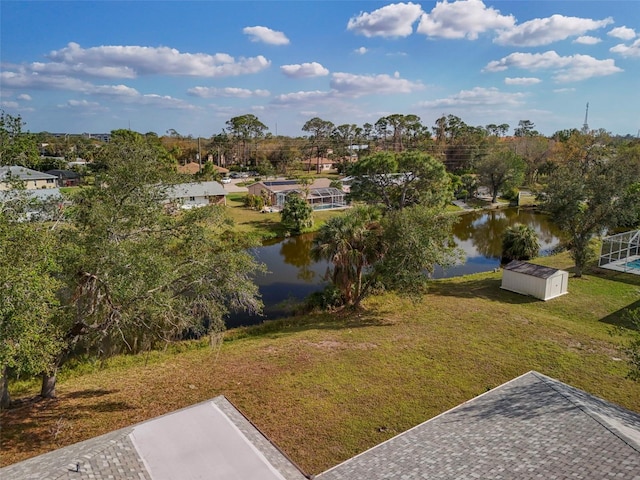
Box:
[330,72,424,97]
[504,77,541,85]
[574,36,601,45]
[553,88,576,93]
[494,14,613,46]
[608,26,636,40]
[419,87,526,107]
[0,70,93,91]
[135,94,197,109]
[92,84,139,96]
[17,94,32,101]
[355,47,368,55]
[347,2,423,38]
[187,86,270,98]
[610,38,640,58]
[66,99,101,108]
[242,26,290,45]
[1,101,19,109]
[272,90,331,105]
[280,62,329,78]
[484,50,622,82]
[41,42,270,78]
[32,60,137,78]
[417,0,514,40]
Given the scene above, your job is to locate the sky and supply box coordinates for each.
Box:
[1,1,639,138]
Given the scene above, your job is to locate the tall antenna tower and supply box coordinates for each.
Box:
[582,102,589,133]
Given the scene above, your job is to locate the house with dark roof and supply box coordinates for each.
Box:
[45,169,82,187]
[3,372,639,479]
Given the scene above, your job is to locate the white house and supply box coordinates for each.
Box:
[501,260,568,301]
[166,181,227,210]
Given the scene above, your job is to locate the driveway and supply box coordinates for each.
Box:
[223,178,248,193]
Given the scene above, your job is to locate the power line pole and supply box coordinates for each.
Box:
[582,102,589,133]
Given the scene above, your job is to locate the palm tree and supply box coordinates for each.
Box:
[311,206,382,307]
[501,223,540,264]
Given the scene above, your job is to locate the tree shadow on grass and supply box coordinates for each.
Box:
[226,308,393,342]
[64,389,118,400]
[427,277,539,305]
[599,299,640,329]
[590,266,640,288]
[1,390,136,465]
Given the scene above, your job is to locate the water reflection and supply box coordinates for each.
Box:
[432,208,562,278]
[227,208,562,327]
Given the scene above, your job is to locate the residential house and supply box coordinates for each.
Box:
[166,181,227,210]
[0,166,58,191]
[177,161,229,176]
[300,157,336,173]
[45,169,82,187]
[3,372,639,479]
[247,178,346,211]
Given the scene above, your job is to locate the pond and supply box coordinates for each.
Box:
[226,208,563,327]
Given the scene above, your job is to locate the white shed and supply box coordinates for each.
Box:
[501,260,568,301]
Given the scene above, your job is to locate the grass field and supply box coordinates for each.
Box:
[2,250,639,475]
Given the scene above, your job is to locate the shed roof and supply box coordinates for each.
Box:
[503,260,564,279]
[318,371,640,479]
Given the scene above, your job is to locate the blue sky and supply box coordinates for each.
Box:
[1,1,639,137]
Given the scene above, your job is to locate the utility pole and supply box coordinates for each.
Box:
[582,102,589,133]
[197,137,202,172]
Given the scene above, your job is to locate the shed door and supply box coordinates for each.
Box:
[550,275,562,296]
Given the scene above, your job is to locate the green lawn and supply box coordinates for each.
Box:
[225,192,347,240]
[3,251,639,475]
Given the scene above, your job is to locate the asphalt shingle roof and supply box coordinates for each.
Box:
[2,372,639,479]
[0,396,306,480]
[317,371,640,480]
[0,165,57,182]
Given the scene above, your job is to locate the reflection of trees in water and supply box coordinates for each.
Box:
[453,209,562,259]
[466,211,510,258]
[269,209,562,283]
[279,233,316,281]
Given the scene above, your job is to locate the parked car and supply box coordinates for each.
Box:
[221,177,231,184]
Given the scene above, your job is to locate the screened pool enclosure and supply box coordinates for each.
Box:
[275,187,347,210]
[599,230,640,274]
